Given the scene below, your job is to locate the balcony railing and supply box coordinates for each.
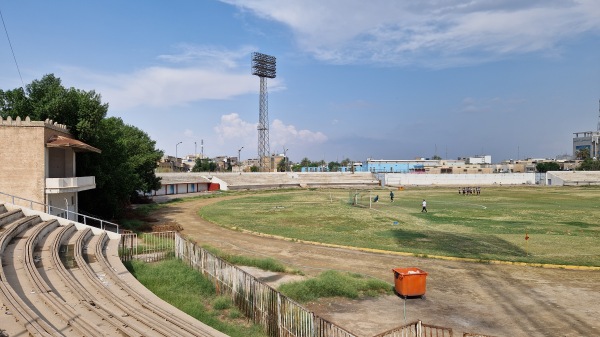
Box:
[46,176,96,193]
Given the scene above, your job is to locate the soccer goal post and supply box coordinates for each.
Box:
[348,190,371,208]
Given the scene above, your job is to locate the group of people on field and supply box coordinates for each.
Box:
[459,186,481,195]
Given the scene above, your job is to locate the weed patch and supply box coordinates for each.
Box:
[124,259,267,337]
[278,270,392,303]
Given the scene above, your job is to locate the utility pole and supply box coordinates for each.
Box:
[175,141,182,172]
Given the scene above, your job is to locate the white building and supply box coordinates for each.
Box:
[466,155,492,165]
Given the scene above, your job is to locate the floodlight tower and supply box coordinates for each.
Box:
[252,52,276,171]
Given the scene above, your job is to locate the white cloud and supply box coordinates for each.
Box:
[59,46,283,110]
[100,67,257,109]
[213,113,257,144]
[270,119,328,148]
[459,96,524,114]
[158,45,255,69]
[213,113,328,156]
[221,0,600,67]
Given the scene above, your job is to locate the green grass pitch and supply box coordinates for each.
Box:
[199,186,600,267]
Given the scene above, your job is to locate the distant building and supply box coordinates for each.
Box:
[157,155,189,172]
[360,157,492,174]
[466,155,492,165]
[573,131,600,159]
[246,158,260,169]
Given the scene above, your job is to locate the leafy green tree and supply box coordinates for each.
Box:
[328,161,341,172]
[78,117,162,217]
[300,157,311,167]
[277,157,288,172]
[432,155,442,160]
[192,158,217,172]
[250,165,259,172]
[536,162,561,173]
[576,148,590,160]
[0,74,106,141]
[577,158,600,171]
[290,163,303,172]
[340,158,351,167]
[1,74,162,218]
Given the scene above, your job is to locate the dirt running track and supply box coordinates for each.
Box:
[153,196,600,337]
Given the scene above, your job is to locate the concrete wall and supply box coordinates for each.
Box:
[0,118,48,204]
[380,173,536,186]
[0,116,76,205]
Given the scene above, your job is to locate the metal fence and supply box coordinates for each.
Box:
[119,232,493,337]
[0,191,120,233]
[175,233,358,337]
[120,231,176,262]
[373,321,453,337]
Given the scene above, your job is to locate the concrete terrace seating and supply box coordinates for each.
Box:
[547,171,600,186]
[213,172,380,190]
[0,203,228,337]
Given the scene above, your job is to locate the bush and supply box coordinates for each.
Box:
[212,296,232,310]
[278,270,391,302]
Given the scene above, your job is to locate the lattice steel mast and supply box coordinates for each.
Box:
[251,52,276,171]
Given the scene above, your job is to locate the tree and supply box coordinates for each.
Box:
[277,157,288,172]
[192,158,217,172]
[300,157,311,167]
[577,158,600,171]
[576,148,590,160]
[290,163,303,172]
[0,74,106,141]
[432,155,442,160]
[1,74,163,218]
[536,162,560,173]
[78,117,163,217]
[328,161,341,172]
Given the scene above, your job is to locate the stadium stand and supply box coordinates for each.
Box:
[546,171,600,186]
[0,203,228,337]
[209,172,380,190]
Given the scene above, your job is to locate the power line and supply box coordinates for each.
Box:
[0,7,25,89]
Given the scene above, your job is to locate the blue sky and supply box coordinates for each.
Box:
[1,1,599,163]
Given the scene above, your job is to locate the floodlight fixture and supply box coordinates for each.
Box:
[252,52,276,79]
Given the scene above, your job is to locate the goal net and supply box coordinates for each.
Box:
[348,190,370,208]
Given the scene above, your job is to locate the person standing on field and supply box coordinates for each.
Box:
[421,199,427,213]
[390,190,394,202]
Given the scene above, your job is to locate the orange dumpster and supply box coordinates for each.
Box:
[392,267,427,297]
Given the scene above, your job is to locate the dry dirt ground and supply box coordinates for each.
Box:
[151,194,600,337]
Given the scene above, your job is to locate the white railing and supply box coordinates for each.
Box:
[45,176,96,192]
[0,191,119,233]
